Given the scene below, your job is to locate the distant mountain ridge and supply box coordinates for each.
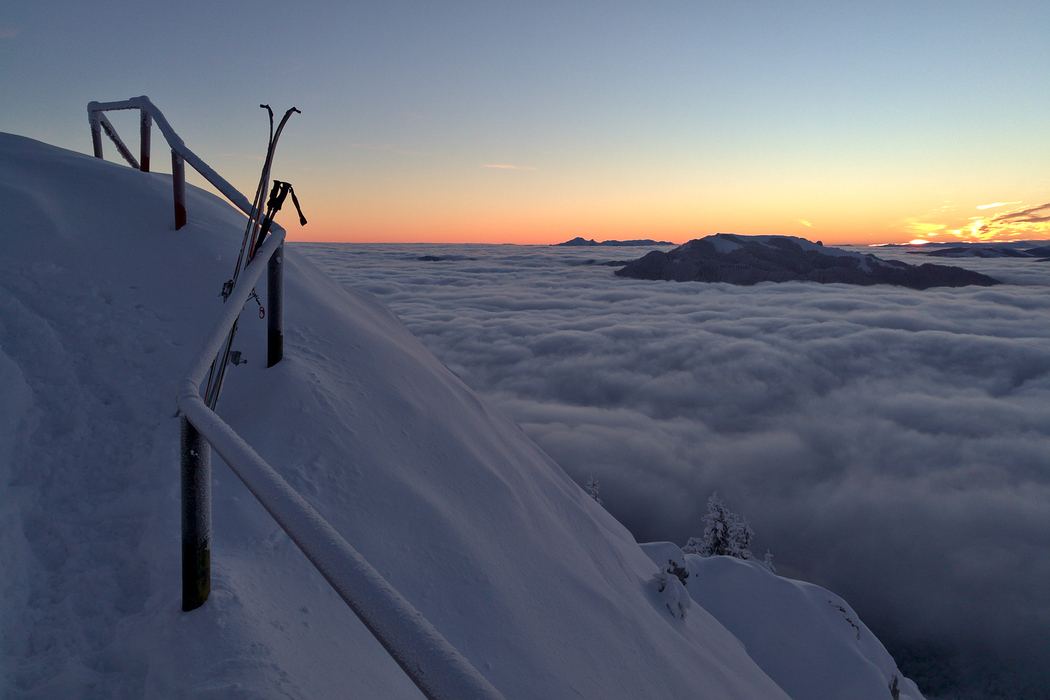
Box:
[911,244,1050,260]
[615,234,1000,289]
[556,236,675,247]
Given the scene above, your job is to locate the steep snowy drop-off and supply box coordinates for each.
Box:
[0,132,918,699]
[641,543,924,700]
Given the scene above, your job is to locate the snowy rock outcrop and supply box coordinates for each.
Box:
[641,542,925,700]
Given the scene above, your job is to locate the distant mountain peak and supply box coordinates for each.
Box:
[556,236,675,247]
[615,234,999,289]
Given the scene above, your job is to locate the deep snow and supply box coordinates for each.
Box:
[0,132,920,699]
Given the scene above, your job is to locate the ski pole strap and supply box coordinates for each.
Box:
[289,187,307,226]
[264,180,308,227]
[265,180,290,212]
[249,181,307,259]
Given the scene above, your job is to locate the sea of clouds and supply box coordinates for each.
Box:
[297,241,1050,698]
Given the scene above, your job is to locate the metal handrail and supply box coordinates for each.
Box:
[88,96,506,699]
[175,230,504,700]
[88,96,254,227]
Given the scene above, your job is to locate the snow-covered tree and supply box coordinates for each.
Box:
[651,568,691,620]
[585,473,602,506]
[683,492,755,560]
[665,559,689,585]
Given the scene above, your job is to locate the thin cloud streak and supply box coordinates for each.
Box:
[974,202,1050,240]
[900,201,1050,243]
[348,142,397,151]
[977,201,1022,210]
[482,164,536,170]
[993,202,1050,224]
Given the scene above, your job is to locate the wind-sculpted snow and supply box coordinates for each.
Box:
[641,543,925,700]
[1,133,817,698]
[300,240,1050,699]
[615,234,1000,288]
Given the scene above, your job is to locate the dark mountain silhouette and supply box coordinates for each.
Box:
[615,234,1000,289]
[556,237,675,247]
[918,245,1034,258]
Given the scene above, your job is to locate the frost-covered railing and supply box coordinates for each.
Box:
[88,96,254,229]
[89,96,285,369]
[86,96,509,699]
[175,233,504,700]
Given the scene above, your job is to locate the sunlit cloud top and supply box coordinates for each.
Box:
[902,221,946,236]
[901,201,1050,244]
[976,201,1022,210]
[973,202,1050,240]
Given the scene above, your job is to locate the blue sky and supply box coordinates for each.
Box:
[3,1,1048,243]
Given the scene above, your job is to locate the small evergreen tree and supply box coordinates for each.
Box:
[586,473,602,506]
[683,492,755,560]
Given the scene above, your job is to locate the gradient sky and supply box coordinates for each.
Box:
[3,1,1049,245]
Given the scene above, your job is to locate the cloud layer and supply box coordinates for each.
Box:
[299,242,1050,696]
[970,202,1050,241]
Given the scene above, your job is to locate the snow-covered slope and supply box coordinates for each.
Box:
[0,132,919,699]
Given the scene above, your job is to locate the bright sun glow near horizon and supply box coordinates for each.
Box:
[3,3,1048,247]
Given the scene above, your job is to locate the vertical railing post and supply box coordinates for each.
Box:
[267,242,284,367]
[181,416,211,611]
[171,149,187,229]
[89,111,103,159]
[139,109,152,172]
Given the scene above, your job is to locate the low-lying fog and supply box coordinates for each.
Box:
[298,241,1050,698]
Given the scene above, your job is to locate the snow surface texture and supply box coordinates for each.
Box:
[642,543,924,700]
[0,133,923,697]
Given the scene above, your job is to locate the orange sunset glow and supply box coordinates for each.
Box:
[6,4,1048,247]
